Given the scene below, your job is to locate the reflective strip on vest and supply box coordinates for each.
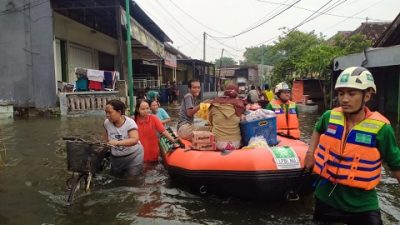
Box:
[271,99,300,138]
[312,108,387,190]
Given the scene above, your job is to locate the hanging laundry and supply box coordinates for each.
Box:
[75,77,88,91]
[89,80,102,91]
[103,71,113,87]
[75,67,87,76]
[87,69,104,82]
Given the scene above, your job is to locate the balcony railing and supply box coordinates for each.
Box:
[59,91,127,116]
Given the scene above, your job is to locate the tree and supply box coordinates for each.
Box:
[271,30,324,81]
[296,43,342,107]
[214,57,237,68]
[331,33,372,55]
[242,45,283,66]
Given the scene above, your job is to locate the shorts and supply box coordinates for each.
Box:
[313,198,383,225]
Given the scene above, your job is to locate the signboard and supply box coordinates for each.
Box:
[270,146,301,170]
[121,8,165,58]
[164,51,177,68]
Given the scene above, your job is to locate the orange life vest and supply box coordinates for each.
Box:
[270,99,300,139]
[313,107,390,190]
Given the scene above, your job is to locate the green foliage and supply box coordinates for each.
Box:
[332,33,372,55]
[271,30,324,81]
[296,43,341,79]
[242,29,374,108]
[214,57,237,68]
[242,45,283,65]
[270,30,372,81]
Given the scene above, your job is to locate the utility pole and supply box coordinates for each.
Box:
[203,32,206,61]
[125,0,134,115]
[218,48,224,75]
[261,47,264,85]
[217,48,224,95]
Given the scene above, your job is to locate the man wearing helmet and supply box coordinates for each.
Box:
[304,67,400,225]
[265,82,300,139]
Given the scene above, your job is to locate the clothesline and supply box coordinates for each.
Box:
[75,67,119,91]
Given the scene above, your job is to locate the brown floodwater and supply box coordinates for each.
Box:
[0,107,399,225]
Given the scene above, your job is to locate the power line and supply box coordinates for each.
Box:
[153,0,201,42]
[209,0,302,39]
[240,0,292,35]
[137,1,196,45]
[167,0,229,36]
[321,0,386,32]
[253,0,383,21]
[207,34,242,52]
[290,0,338,31]
[254,0,348,46]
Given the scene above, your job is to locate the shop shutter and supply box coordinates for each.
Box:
[68,44,94,83]
[54,39,62,82]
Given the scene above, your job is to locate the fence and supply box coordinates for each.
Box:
[133,79,160,89]
[59,91,127,116]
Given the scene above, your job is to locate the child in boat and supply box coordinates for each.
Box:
[209,84,245,150]
[150,99,171,125]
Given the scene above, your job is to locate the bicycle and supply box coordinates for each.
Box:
[64,137,110,205]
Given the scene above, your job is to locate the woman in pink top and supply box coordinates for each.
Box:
[134,99,178,162]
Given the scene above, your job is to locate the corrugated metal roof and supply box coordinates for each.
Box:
[374,13,400,47]
[129,1,172,43]
[52,0,172,43]
[351,22,391,43]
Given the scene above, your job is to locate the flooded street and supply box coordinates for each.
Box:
[0,108,399,225]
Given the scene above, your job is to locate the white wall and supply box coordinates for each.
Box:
[54,13,117,55]
[54,13,118,83]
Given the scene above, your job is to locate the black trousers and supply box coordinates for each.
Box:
[313,198,383,225]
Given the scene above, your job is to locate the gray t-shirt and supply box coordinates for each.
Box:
[177,93,198,128]
[104,116,143,162]
[248,89,259,103]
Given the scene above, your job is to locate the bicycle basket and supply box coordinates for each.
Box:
[66,141,108,173]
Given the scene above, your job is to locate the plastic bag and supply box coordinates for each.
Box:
[244,109,276,122]
[195,103,211,121]
[242,136,270,149]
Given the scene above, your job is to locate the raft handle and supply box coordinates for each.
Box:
[199,185,207,195]
[285,190,300,201]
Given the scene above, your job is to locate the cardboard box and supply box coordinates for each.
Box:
[193,131,215,144]
[191,142,216,151]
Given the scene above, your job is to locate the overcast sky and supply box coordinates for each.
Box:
[134,0,400,62]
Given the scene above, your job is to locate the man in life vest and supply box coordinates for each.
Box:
[265,82,300,139]
[304,66,400,225]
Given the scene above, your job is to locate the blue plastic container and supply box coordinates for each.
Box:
[240,117,278,146]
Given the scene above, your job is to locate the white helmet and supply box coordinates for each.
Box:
[335,67,376,93]
[275,82,290,94]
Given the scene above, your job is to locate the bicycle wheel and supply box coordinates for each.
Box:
[67,174,85,204]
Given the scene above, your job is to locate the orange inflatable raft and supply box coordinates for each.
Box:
[160,134,315,200]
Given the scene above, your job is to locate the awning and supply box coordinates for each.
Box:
[165,51,177,68]
[121,8,164,59]
[333,45,400,71]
